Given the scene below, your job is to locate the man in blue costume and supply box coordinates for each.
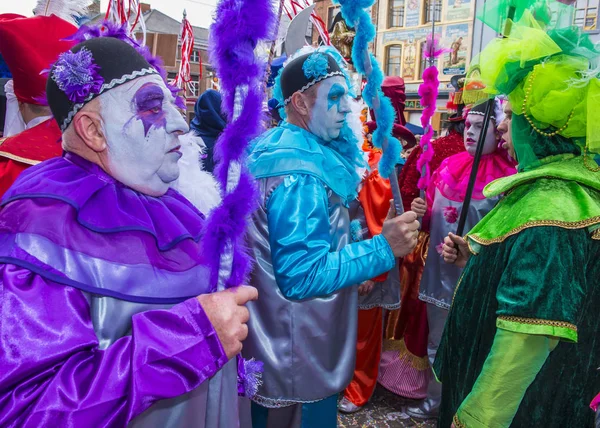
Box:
[243,47,420,427]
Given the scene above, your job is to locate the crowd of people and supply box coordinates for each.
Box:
[0,0,599,427]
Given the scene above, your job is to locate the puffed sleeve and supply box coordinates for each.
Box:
[495,227,589,343]
[267,174,396,300]
[0,264,228,427]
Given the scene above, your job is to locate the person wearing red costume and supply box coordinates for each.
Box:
[0,14,77,196]
[339,76,417,413]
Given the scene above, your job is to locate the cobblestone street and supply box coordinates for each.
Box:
[338,386,437,428]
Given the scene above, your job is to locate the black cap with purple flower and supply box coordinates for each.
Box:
[46,22,184,132]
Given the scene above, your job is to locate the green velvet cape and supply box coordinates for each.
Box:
[434,155,600,427]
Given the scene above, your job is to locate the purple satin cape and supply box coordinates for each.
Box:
[0,152,213,303]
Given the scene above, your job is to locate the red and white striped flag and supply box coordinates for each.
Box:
[173,13,196,94]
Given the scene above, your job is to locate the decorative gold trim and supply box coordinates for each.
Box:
[0,151,41,166]
[593,229,600,240]
[498,316,577,332]
[584,150,600,172]
[453,414,466,428]
[0,137,6,146]
[466,237,479,255]
[450,270,466,307]
[469,216,600,246]
[382,338,430,371]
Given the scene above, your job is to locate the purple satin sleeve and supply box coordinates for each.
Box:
[0,264,228,427]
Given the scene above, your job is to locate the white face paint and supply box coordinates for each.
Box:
[98,75,189,196]
[308,76,352,142]
[464,113,498,156]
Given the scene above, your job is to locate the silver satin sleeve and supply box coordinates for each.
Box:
[419,188,499,309]
[243,175,360,408]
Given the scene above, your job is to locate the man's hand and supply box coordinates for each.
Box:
[197,286,258,360]
[358,280,375,296]
[381,201,420,258]
[411,197,427,218]
[442,233,470,268]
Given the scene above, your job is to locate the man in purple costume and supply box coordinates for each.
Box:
[0,36,256,427]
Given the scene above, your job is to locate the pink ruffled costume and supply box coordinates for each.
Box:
[420,149,517,309]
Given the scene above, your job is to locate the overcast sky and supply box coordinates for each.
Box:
[0,0,219,28]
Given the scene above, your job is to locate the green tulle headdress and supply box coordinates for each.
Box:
[463,0,600,171]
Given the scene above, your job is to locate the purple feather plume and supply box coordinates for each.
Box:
[204,0,275,289]
[204,0,275,399]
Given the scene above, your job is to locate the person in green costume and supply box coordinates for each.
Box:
[434,1,600,427]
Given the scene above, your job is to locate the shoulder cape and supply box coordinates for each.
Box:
[467,155,600,252]
[248,122,360,206]
[0,153,213,303]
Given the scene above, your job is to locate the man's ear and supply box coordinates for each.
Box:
[290,92,311,117]
[72,110,106,153]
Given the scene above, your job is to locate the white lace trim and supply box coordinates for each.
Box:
[283,70,345,106]
[418,293,451,310]
[60,68,158,131]
[358,302,401,310]
[251,393,325,408]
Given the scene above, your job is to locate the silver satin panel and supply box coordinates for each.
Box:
[351,200,400,311]
[419,188,499,309]
[14,232,210,299]
[244,176,358,407]
[357,262,400,310]
[86,295,244,427]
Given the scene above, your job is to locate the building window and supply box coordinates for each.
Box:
[388,0,405,27]
[305,20,314,44]
[327,6,341,29]
[574,0,598,30]
[424,0,442,23]
[188,81,200,97]
[386,45,402,76]
[419,41,429,79]
[190,50,200,63]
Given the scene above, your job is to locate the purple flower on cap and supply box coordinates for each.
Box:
[302,52,329,80]
[51,47,104,104]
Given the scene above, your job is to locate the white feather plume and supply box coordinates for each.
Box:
[171,132,222,214]
[34,0,94,24]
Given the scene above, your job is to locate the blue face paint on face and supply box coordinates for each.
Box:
[327,83,346,112]
[308,76,351,142]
